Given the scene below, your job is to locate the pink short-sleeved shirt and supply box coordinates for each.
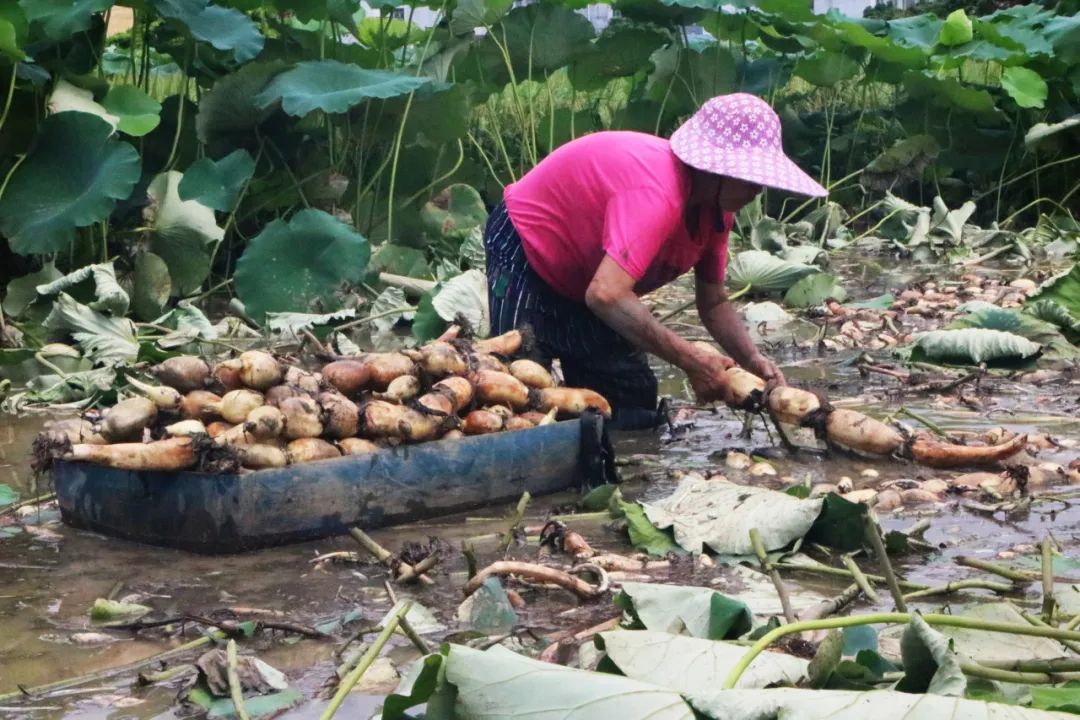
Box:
[503,131,732,303]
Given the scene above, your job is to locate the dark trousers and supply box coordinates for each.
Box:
[483,202,659,430]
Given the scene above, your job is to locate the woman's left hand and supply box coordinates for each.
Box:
[745,353,786,388]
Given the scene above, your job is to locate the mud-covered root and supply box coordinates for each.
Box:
[320,359,371,396]
[463,409,505,435]
[210,359,244,393]
[318,392,359,439]
[126,377,183,412]
[361,353,417,391]
[907,433,1028,469]
[472,327,532,357]
[432,376,473,413]
[243,405,285,441]
[399,408,457,443]
[470,354,509,374]
[416,391,455,416]
[509,359,555,389]
[205,421,232,439]
[237,350,283,390]
[462,560,605,600]
[66,437,197,471]
[180,390,222,421]
[214,389,265,425]
[279,396,324,439]
[534,387,612,418]
[31,433,72,474]
[283,366,321,394]
[417,341,467,378]
[360,400,408,439]
[337,438,380,456]
[473,370,531,409]
[766,386,821,425]
[505,415,536,431]
[100,396,158,442]
[40,418,107,445]
[150,355,210,393]
[724,367,766,410]
[823,408,905,457]
[265,384,310,407]
[540,520,595,560]
[286,438,341,464]
[236,444,288,470]
[375,375,421,403]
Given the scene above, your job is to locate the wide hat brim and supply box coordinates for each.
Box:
[670,121,828,198]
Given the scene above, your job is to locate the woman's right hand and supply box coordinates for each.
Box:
[686,353,737,406]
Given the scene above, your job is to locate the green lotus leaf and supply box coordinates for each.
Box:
[146,171,224,295]
[178,149,256,212]
[420,184,487,241]
[18,0,112,42]
[0,113,140,256]
[1001,66,1047,109]
[794,51,861,87]
[101,85,162,137]
[255,60,432,116]
[568,24,669,90]
[0,5,28,61]
[47,79,118,129]
[2,262,63,318]
[234,209,371,324]
[495,3,596,75]
[152,0,264,64]
[449,0,513,35]
[725,251,818,294]
[914,327,1041,365]
[938,9,973,47]
[132,252,172,321]
[887,14,943,49]
[784,273,848,308]
[903,71,997,113]
[44,293,139,366]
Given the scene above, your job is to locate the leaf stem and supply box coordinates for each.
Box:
[1042,536,1057,623]
[226,640,251,720]
[751,528,795,623]
[0,66,16,138]
[841,555,879,603]
[901,579,1014,601]
[723,612,1080,690]
[954,555,1038,584]
[865,513,907,612]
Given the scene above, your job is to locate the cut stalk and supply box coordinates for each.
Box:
[841,555,879,603]
[320,602,410,720]
[902,579,1014,601]
[502,491,531,554]
[955,556,1038,584]
[865,514,907,612]
[226,640,251,720]
[1042,537,1057,623]
[751,528,795,623]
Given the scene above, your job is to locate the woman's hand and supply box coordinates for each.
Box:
[687,353,737,405]
[745,353,786,388]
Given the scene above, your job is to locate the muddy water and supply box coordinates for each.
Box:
[1,260,1079,718]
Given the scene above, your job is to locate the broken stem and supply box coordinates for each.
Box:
[797,583,862,621]
[901,579,1014,601]
[1042,537,1057,624]
[348,527,432,585]
[960,661,1080,685]
[502,491,531,554]
[724,612,1080,690]
[955,555,1038,584]
[841,555,879,603]
[864,514,907,612]
[226,640,251,720]
[750,528,795,624]
[1009,603,1080,655]
[776,559,927,591]
[320,601,411,720]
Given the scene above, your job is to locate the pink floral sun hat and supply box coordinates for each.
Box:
[670,93,827,198]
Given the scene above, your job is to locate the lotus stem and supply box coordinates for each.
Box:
[901,579,1014,601]
[959,661,1080,685]
[865,514,907,612]
[981,657,1080,673]
[797,583,862,621]
[502,491,531,554]
[723,612,1080,690]
[1042,537,1057,623]
[320,601,410,720]
[1009,603,1080,655]
[751,528,795,624]
[841,555,879,603]
[775,559,928,591]
[226,640,251,720]
[955,556,1038,583]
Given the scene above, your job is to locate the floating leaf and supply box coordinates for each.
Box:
[101,86,162,137]
[0,113,140,255]
[951,306,1078,361]
[36,262,130,316]
[234,209,370,324]
[596,630,808,691]
[1001,66,1048,109]
[89,597,151,624]
[178,150,256,212]
[44,293,139,366]
[914,328,1041,365]
[616,582,753,640]
[938,603,1070,663]
[725,251,817,295]
[255,60,431,116]
[641,474,823,556]
[784,273,847,308]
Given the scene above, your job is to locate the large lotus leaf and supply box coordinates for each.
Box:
[234,209,371,324]
[642,474,823,555]
[860,134,939,191]
[938,9,972,46]
[1025,115,1080,149]
[615,582,752,640]
[784,273,847,308]
[794,51,861,87]
[449,0,513,35]
[914,328,1040,365]
[896,615,966,696]
[1043,14,1080,65]
[688,687,1076,719]
[3,262,63,318]
[255,60,431,116]
[950,307,1078,360]
[152,0,264,63]
[145,171,223,296]
[648,45,738,115]
[887,14,944,49]
[725,251,817,294]
[178,149,255,212]
[431,269,488,336]
[831,20,926,67]
[370,243,432,278]
[101,86,162,137]
[597,631,808,691]
[421,184,487,240]
[1025,299,1080,343]
[196,62,283,150]
[0,113,140,256]
[132,252,171,321]
[1032,263,1080,323]
[1001,66,1047,109]
[494,3,596,75]
[444,644,695,720]
[48,80,119,129]
[36,262,129,316]
[903,72,997,114]
[18,0,112,42]
[939,603,1069,663]
[0,5,28,61]
[44,293,139,366]
[568,24,669,90]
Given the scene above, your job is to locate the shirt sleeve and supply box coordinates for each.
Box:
[601,188,682,281]
[694,210,734,285]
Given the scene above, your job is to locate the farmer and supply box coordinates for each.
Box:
[483,93,827,430]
